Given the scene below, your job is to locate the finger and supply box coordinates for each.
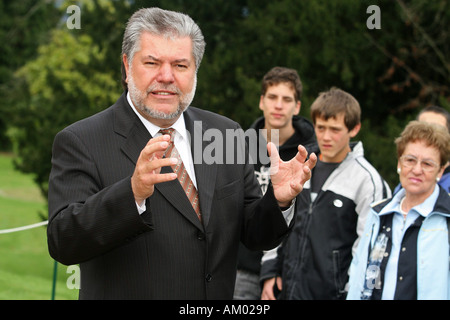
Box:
[261,287,275,300]
[267,142,280,175]
[145,157,179,172]
[133,157,178,187]
[267,142,280,162]
[141,139,172,160]
[146,134,171,146]
[293,144,308,163]
[277,277,283,291]
[146,171,178,185]
[306,152,317,168]
[292,160,313,187]
[261,291,270,300]
[266,291,275,300]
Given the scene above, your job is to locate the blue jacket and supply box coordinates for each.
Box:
[439,169,450,193]
[347,185,450,300]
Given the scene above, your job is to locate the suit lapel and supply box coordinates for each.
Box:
[114,94,151,165]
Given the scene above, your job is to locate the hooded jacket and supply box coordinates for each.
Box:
[236,115,317,274]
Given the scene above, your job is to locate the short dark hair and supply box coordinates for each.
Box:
[417,105,450,133]
[261,67,303,101]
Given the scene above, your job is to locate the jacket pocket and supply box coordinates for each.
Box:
[215,179,239,200]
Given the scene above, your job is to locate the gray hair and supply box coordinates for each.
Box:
[121,8,206,89]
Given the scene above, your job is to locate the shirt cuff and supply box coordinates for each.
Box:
[136,200,146,215]
[281,198,296,225]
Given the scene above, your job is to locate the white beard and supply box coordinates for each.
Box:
[127,71,197,120]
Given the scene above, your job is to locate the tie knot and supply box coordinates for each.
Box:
[160,128,175,138]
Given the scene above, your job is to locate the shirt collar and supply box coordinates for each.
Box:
[379,184,440,218]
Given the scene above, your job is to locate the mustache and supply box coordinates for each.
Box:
[146,84,182,95]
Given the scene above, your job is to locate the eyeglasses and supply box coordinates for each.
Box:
[399,155,439,172]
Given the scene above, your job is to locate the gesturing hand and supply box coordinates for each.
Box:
[131,134,178,205]
[267,142,317,207]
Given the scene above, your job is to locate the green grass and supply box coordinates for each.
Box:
[0,153,78,300]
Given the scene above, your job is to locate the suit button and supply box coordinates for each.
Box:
[205,274,212,282]
[197,231,205,241]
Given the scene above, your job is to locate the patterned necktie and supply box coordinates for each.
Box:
[160,128,201,221]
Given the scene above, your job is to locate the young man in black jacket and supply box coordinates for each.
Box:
[234,67,317,299]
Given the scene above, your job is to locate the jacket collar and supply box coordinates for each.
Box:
[372,185,450,218]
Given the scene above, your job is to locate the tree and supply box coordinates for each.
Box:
[194,0,449,187]
[8,29,118,198]
[0,0,60,149]
[5,0,449,201]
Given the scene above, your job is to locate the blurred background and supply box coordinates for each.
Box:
[0,0,448,299]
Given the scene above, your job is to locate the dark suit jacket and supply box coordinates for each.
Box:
[47,92,293,299]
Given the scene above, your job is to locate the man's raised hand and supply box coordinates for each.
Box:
[131,134,178,205]
[268,142,317,207]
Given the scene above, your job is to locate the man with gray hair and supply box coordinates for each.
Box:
[47,7,316,299]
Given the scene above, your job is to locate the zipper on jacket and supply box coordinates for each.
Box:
[287,199,314,299]
[332,250,346,299]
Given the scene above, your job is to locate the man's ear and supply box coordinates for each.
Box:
[349,123,361,138]
[122,54,130,83]
[259,95,265,111]
[294,101,301,115]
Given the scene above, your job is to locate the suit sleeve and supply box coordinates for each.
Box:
[237,123,294,251]
[47,129,152,265]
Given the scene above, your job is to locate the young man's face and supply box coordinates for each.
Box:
[418,111,447,129]
[314,112,360,163]
[259,82,300,130]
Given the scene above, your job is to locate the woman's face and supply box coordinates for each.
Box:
[398,140,444,201]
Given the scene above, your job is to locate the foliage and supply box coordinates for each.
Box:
[7,28,118,198]
[2,0,449,200]
[0,0,60,149]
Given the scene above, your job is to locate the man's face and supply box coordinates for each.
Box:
[259,82,300,130]
[314,113,360,163]
[123,31,197,127]
[418,111,447,129]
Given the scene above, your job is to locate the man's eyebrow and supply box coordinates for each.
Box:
[173,58,191,65]
[145,55,191,64]
[145,55,159,61]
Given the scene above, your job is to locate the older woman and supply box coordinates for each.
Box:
[347,121,450,300]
